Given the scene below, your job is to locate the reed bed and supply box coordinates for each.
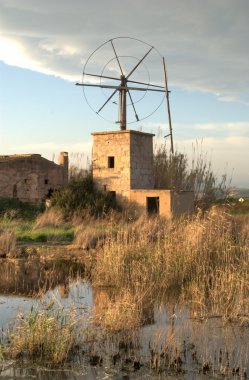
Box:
[1,306,79,364]
[94,289,142,331]
[92,208,249,320]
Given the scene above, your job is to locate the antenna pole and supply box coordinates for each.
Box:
[163,57,174,154]
[120,75,127,130]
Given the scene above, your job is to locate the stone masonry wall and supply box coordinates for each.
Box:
[130,132,154,189]
[0,152,68,204]
[92,130,154,200]
[92,131,131,199]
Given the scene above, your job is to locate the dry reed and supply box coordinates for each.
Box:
[94,289,142,331]
[0,229,16,257]
[33,207,64,229]
[2,306,78,364]
[92,208,249,320]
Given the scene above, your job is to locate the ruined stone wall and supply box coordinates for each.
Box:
[0,153,68,204]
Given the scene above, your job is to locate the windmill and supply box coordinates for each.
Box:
[76,37,174,154]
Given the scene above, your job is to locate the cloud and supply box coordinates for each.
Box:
[145,121,249,136]
[189,122,249,135]
[1,0,249,102]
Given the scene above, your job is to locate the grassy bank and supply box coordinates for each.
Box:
[0,206,75,256]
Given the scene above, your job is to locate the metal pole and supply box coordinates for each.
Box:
[120,75,126,130]
[163,57,174,154]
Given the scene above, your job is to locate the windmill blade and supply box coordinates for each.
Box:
[84,72,120,81]
[76,83,165,92]
[84,68,165,89]
[127,78,165,89]
[111,40,124,76]
[126,46,153,80]
[97,88,118,114]
[127,90,139,121]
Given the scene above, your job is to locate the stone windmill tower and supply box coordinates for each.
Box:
[76,37,193,218]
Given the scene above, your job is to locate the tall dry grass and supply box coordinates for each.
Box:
[92,209,249,319]
[33,207,65,229]
[0,229,16,257]
[94,289,142,331]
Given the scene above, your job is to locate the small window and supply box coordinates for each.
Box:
[108,156,115,168]
[44,179,49,185]
[103,185,107,191]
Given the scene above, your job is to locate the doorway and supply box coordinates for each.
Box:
[146,197,159,215]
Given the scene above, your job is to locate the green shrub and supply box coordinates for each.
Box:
[51,173,120,217]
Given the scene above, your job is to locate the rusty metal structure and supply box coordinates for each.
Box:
[76,37,174,153]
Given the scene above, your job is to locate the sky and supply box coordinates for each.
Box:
[0,0,249,187]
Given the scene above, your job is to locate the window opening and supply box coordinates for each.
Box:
[108,156,115,168]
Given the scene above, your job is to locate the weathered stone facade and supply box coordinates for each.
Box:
[0,152,68,204]
[92,130,154,201]
[92,129,194,218]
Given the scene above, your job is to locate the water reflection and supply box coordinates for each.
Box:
[0,256,90,332]
[0,257,248,380]
[0,257,85,296]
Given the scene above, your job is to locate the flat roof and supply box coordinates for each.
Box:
[91,129,155,137]
[0,154,41,162]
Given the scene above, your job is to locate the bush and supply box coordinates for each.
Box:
[51,173,120,217]
[0,198,43,220]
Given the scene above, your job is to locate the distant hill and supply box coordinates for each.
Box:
[235,188,249,198]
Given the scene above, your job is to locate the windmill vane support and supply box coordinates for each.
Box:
[76,37,174,153]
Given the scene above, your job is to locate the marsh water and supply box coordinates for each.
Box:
[0,255,248,380]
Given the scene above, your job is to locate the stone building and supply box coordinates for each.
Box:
[0,152,68,204]
[92,130,194,218]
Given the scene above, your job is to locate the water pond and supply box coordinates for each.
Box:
[0,255,248,380]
